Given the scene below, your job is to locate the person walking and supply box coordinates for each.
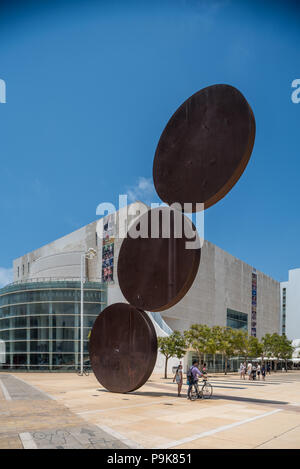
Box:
[257,363,261,380]
[239,362,245,380]
[173,364,183,397]
[252,363,257,380]
[261,364,266,381]
[247,362,252,380]
[187,360,204,400]
[267,363,271,375]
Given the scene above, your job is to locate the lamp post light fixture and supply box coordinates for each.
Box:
[80,248,97,375]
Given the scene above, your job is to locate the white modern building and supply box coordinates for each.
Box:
[292,339,300,365]
[280,268,300,340]
[0,202,281,372]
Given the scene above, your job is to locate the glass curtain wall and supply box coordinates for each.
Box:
[0,281,106,371]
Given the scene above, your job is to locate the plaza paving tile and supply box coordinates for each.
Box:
[0,434,23,449]
[174,435,254,449]
[0,374,130,449]
[1,371,300,449]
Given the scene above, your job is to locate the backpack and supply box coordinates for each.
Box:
[187,366,194,385]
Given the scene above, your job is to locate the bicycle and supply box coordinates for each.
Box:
[77,367,90,376]
[190,377,213,400]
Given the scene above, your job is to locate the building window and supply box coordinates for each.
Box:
[0,281,107,370]
[95,232,98,246]
[226,309,248,331]
[17,267,19,278]
[251,272,257,337]
[22,265,24,275]
[282,288,286,335]
[28,262,30,273]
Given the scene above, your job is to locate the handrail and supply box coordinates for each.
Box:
[3,277,103,287]
[5,277,101,287]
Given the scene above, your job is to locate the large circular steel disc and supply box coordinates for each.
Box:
[153,84,256,212]
[117,206,201,312]
[89,303,157,393]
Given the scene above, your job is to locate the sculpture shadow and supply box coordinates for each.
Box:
[213,394,288,406]
[96,388,180,398]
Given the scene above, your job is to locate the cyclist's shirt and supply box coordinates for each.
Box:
[191,366,203,382]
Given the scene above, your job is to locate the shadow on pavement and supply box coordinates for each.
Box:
[213,394,288,406]
[96,388,178,398]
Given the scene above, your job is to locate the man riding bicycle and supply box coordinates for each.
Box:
[187,360,204,400]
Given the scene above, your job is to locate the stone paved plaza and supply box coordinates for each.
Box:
[1,371,300,449]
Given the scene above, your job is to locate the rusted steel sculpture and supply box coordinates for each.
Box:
[153,84,255,211]
[89,303,157,393]
[117,206,200,312]
[90,84,256,393]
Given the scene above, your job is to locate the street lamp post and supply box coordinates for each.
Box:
[80,248,97,375]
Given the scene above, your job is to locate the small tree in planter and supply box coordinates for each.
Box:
[157,331,186,379]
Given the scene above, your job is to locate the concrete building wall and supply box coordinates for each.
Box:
[13,220,100,282]
[100,209,280,339]
[257,273,280,338]
[280,269,300,340]
[13,202,147,285]
[13,203,280,341]
[157,242,280,339]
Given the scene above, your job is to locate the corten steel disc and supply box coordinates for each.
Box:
[117,206,201,312]
[89,303,157,393]
[153,84,256,212]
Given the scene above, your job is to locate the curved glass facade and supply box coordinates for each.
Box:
[0,280,106,370]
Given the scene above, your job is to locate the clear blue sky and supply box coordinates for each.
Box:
[0,0,300,285]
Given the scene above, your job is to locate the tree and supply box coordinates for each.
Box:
[206,326,219,359]
[260,333,293,372]
[184,324,212,365]
[231,329,248,363]
[214,327,236,375]
[248,336,263,361]
[270,333,283,371]
[157,331,186,379]
[278,335,294,372]
[229,330,263,366]
[261,333,273,365]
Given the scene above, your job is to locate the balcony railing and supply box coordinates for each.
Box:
[7,277,102,286]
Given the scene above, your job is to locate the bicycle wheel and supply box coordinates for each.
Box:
[190,387,198,401]
[202,382,213,399]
